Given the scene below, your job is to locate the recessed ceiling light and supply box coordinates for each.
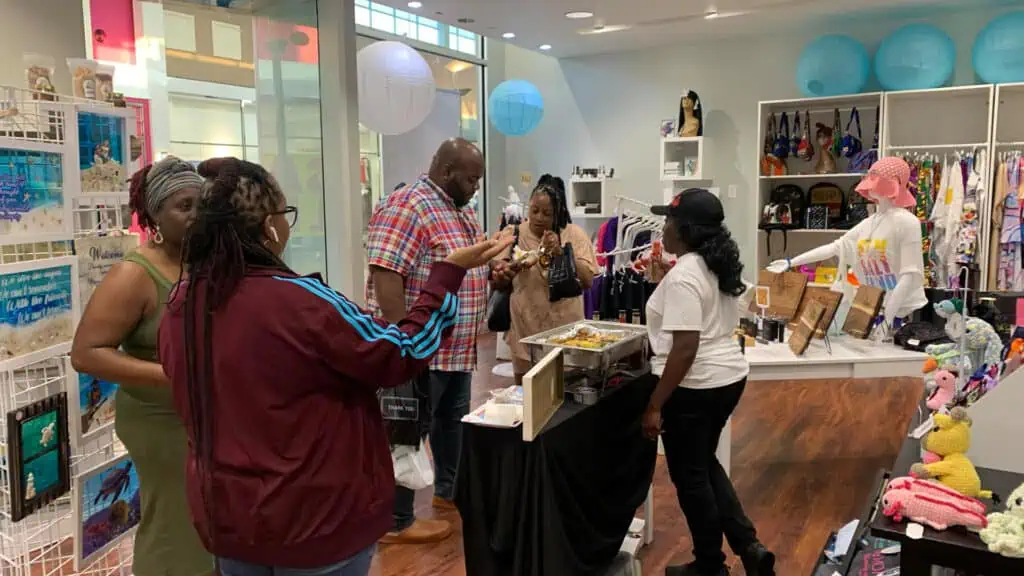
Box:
[502,32,516,39]
[539,44,552,51]
[407,1,422,8]
[565,10,594,19]
[578,24,631,35]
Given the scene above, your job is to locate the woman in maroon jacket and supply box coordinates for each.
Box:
[158,158,509,576]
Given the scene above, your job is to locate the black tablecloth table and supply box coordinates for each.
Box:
[455,374,658,576]
[870,434,1024,575]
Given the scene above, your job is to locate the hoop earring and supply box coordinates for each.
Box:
[153,227,164,245]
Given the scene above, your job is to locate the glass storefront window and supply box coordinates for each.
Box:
[354,0,480,56]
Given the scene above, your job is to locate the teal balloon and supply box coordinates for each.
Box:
[488,80,544,137]
[973,11,1024,83]
[876,24,955,90]
[796,35,870,97]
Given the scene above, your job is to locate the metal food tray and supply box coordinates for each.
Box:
[520,321,649,370]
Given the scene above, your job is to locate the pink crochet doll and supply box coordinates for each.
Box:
[883,477,988,531]
[926,370,956,411]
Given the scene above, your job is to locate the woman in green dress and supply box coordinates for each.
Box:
[71,156,213,576]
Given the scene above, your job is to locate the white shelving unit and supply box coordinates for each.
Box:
[660,136,703,181]
[993,82,1024,148]
[568,176,620,219]
[883,85,995,290]
[754,92,884,270]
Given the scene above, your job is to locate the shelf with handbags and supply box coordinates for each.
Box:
[756,93,884,271]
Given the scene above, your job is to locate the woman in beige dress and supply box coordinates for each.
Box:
[492,175,599,382]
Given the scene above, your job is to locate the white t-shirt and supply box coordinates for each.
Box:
[836,208,928,318]
[646,253,749,389]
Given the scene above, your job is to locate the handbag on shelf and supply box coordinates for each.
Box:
[485,225,519,332]
[796,109,814,161]
[840,107,863,159]
[773,112,791,159]
[761,113,787,176]
[548,238,583,303]
[790,111,803,157]
[849,107,879,173]
[831,108,842,157]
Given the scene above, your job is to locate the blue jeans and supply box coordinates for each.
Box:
[217,545,375,576]
[393,370,472,531]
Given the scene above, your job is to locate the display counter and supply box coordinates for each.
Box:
[714,336,927,474]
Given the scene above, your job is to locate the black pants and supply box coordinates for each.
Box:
[661,379,758,573]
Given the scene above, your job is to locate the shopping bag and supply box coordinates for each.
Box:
[391,438,434,490]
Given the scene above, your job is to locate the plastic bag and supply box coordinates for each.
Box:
[548,241,582,303]
[24,54,55,100]
[391,439,434,491]
[67,58,99,99]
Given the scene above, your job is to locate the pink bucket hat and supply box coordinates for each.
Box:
[855,157,915,208]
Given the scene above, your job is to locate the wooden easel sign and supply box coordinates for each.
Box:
[522,348,565,442]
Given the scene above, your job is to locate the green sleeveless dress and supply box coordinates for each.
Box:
[116,252,213,576]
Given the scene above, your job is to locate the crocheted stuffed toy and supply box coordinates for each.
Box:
[925,370,956,411]
[980,482,1024,557]
[933,299,1003,370]
[911,407,996,500]
[882,475,988,531]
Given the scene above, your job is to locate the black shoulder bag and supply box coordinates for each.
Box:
[486,225,519,332]
[548,233,583,303]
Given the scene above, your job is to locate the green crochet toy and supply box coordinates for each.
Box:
[980,482,1024,558]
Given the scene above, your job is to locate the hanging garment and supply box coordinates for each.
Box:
[998,159,1022,289]
[989,160,1009,289]
[955,153,985,273]
[929,161,953,288]
[935,160,966,286]
[914,159,935,287]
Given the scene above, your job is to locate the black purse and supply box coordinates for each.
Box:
[486,226,519,332]
[548,237,583,303]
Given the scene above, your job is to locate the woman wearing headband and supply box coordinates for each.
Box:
[71,156,213,576]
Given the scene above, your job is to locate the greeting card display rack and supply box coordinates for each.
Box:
[0,85,134,575]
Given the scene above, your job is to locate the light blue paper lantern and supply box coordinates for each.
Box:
[488,80,544,137]
[973,11,1024,84]
[795,35,870,97]
[876,24,955,90]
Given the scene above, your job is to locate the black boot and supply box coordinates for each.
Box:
[740,543,775,576]
[665,562,728,576]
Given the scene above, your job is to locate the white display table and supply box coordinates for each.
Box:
[715,336,927,473]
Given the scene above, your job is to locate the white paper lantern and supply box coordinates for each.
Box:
[357,41,436,136]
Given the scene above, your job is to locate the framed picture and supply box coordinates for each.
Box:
[843,285,885,339]
[71,104,135,196]
[754,285,770,309]
[0,141,74,245]
[75,234,138,309]
[74,453,141,570]
[5,392,71,521]
[0,257,79,371]
[65,358,118,446]
[660,119,676,138]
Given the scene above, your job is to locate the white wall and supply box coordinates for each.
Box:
[0,0,86,94]
[489,6,1016,272]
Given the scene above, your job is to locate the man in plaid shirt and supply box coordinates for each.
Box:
[366,138,490,544]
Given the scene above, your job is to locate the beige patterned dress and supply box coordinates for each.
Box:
[497,223,599,374]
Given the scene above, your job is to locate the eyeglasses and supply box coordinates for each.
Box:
[272,206,298,229]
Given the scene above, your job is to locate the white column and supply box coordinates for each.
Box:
[317,0,365,300]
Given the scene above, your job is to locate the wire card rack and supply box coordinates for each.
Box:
[0,85,135,575]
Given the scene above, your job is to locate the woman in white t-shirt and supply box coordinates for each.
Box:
[645,189,775,576]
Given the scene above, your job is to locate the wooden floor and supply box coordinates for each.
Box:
[372,333,924,576]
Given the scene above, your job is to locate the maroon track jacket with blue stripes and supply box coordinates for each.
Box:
[158,262,464,568]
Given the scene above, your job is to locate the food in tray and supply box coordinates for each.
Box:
[546,325,626,349]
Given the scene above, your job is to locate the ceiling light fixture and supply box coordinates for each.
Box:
[578,24,631,35]
[502,32,516,39]
[539,44,552,51]
[565,10,594,19]
[407,1,422,8]
[704,6,720,19]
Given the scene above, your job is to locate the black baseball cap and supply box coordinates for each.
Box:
[651,188,725,225]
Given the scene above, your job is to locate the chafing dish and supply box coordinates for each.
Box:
[519,321,649,372]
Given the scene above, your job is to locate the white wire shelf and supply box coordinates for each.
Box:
[886,143,988,151]
[759,172,866,180]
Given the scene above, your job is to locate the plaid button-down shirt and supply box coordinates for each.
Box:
[366,176,486,372]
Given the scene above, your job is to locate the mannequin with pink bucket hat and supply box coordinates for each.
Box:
[767,157,928,340]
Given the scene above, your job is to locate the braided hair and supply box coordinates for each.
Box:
[178,157,293,544]
[531,174,572,232]
[128,165,155,230]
